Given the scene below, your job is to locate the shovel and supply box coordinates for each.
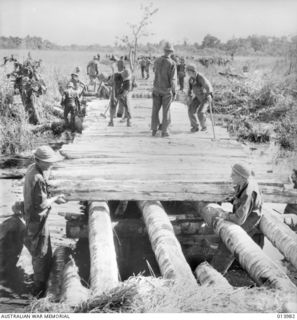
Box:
[100,101,110,118]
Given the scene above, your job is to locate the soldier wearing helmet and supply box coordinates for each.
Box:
[108,59,132,127]
[87,56,100,81]
[177,57,186,91]
[186,64,213,132]
[61,81,80,131]
[151,42,177,137]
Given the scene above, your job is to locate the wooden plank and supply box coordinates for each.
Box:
[49,179,297,203]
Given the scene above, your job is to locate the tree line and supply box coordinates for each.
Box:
[0,34,296,57]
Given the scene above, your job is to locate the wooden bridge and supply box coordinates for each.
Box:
[45,80,297,309]
[49,80,297,203]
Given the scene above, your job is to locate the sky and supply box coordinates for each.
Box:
[0,0,297,46]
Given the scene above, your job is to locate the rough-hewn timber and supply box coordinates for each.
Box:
[88,201,119,295]
[49,98,296,203]
[193,202,296,291]
[259,209,297,269]
[137,201,197,286]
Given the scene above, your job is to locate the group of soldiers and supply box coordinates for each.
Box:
[3,44,293,300]
[5,53,46,124]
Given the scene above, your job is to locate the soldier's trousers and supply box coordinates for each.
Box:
[188,97,209,130]
[119,93,132,120]
[211,212,262,275]
[178,75,185,90]
[141,66,146,79]
[24,221,52,285]
[151,92,172,134]
[64,104,76,130]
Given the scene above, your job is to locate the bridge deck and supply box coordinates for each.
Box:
[49,89,297,203]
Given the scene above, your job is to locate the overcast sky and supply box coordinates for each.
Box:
[0,0,297,45]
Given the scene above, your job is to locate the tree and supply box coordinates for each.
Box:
[117,2,158,72]
[201,34,221,48]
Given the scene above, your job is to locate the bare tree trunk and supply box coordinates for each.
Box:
[259,209,297,269]
[88,201,119,296]
[193,202,296,292]
[137,200,197,287]
[195,261,232,288]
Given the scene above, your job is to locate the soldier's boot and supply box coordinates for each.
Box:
[152,130,157,137]
[127,119,131,127]
[191,127,199,133]
[108,120,114,127]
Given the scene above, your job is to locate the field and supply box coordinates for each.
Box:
[0,49,297,313]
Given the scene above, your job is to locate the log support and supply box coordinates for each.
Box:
[137,200,197,287]
[88,201,119,295]
[193,202,296,292]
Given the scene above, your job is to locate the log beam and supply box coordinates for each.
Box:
[88,201,119,295]
[193,202,296,292]
[195,261,232,288]
[259,209,297,270]
[137,201,197,287]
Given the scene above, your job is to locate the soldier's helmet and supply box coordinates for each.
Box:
[67,82,74,88]
[163,42,174,53]
[186,64,196,73]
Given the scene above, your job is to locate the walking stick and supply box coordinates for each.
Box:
[209,97,216,140]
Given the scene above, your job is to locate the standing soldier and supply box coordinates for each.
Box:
[61,82,80,131]
[140,57,146,79]
[23,146,66,296]
[108,60,132,127]
[151,42,177,137]
[177,57,186,91]
[87,56,100,82]
[186,64,213,132]
[145,57,151,79]
[118,63,132,127]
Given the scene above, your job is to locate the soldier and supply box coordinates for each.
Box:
[145,57,151,79]
[177,57,186,91]
[108,60,132,127]
[23,146,66,296]
[140,57,146,79]
[87,56,100,81]
[186,64,213,132]
[61,82,80,131]
[151,42,177,137]
[211,163,263,275]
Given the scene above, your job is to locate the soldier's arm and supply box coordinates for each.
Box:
[188,79,193,97]
[226,192,253,225]
[198,74,213,95]
[170,63,177,94]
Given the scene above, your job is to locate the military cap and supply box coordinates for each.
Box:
[164,42,174,52]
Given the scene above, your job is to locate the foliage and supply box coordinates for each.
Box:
[117,3,158,72]
[29,275,296,313]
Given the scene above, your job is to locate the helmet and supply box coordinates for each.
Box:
[67,82,74,88]
[163,42,174,52]
[186,64,196,73]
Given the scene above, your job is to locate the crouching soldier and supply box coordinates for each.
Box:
[211,163,263,275]
[23,146,66,296]
[186,64,213,132]
[61,82,80,131]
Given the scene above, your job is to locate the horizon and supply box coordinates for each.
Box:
[0,0,297,46]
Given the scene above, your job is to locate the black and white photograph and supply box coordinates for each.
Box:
[0,0,297,315]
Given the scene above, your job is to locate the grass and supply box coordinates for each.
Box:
[29,275,297,313]
[0,49,296,154]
